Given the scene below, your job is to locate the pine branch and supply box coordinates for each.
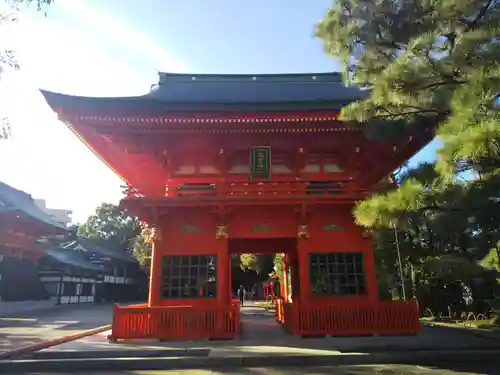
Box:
[462,0,494,31]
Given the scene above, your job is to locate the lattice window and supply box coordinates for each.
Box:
[81,283,94,296]
[162,255,217,299]
[62,282,77,296]
[309,252,366,296]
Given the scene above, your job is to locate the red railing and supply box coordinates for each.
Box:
[108,304,240,341]
[275,297,285,324]
[278,300,421,336]
[124,181,377,200]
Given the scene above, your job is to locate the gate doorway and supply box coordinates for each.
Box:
[228,238,298,340]
[228,237,298,300]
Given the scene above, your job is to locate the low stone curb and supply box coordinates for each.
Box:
[422,321,500,341]
[25,343,500,360]
[26,348,211,360]
[1,350,499,373]
[0,325,112,360]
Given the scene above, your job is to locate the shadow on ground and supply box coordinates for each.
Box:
[3,302,500,374]
[0,303,113,353]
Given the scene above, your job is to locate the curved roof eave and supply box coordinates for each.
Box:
[44,247,104,272]
[39,72,369,113]
[0,182,68,231]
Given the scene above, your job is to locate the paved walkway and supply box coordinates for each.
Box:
[0,299,58,317]
[0,303,113,354]
[1,301,499,359]
[2,302,500,372]
[36,301,500,356]
[239,303,289,341]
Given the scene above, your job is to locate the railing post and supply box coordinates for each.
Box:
[107,303,119,343]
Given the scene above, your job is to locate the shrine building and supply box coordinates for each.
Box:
[41,73,429,341]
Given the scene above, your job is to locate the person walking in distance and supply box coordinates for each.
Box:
[237,285,246,306]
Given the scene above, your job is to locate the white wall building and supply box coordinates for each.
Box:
[34,199,73,226]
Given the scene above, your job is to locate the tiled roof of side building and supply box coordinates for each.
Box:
[0,182,67,231]
[64,238,137,264]
[44,247,104,272]
[40,72,368,113]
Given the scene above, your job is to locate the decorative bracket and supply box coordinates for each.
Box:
[181,225,200,233]
[142,226,162,244]
[295,203,310,239]
[297,224,310,239]
[362,229,372,238]
[323,224,343,231]
[252,224,272,232]
[212,205,230,239]
[216,224,229,239]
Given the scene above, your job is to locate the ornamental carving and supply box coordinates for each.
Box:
[142,227,162,244]
[252,224,272,232]
[323,224,343,232]
[216,225,228,239]
[181,225,200,233]
[297,224,309,239]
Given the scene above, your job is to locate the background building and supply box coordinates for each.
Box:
[34,199,73,226]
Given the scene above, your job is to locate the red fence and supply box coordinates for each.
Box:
[276,300,421,336]
[275,297,285,323]
[108,304,240,342]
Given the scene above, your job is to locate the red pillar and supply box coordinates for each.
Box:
[217,240,230,305]
[297,242,310,304]
[148,239,162,307]
[228,255,233,302]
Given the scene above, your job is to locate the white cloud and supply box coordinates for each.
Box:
[0,1,187,223]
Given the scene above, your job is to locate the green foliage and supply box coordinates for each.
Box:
[273,253,284,281]
[239,253,275,275]
[1,0,54,140]
[420,255,485,281]
[317,0,500,180]
[317,0,500,248]
[131,230,152,268]
[6,0,54,11]
[317,1,500,311]
[480,245,500,272]
[78,203,141,254]
[1,0,55,69]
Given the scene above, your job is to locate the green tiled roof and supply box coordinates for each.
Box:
[44,247,104,272]
[40,72,368,113]
[0,182,67,231]
[63,238,136,264]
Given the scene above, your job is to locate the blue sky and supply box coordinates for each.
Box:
[0,0,438,223]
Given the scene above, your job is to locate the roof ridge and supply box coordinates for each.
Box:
[158,72,343,85]
[0,181,34,203]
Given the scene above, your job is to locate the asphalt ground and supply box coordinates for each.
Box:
[3,363,500,375]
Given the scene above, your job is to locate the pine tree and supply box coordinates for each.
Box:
[317,1,500,305]
[316,0,500,227]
